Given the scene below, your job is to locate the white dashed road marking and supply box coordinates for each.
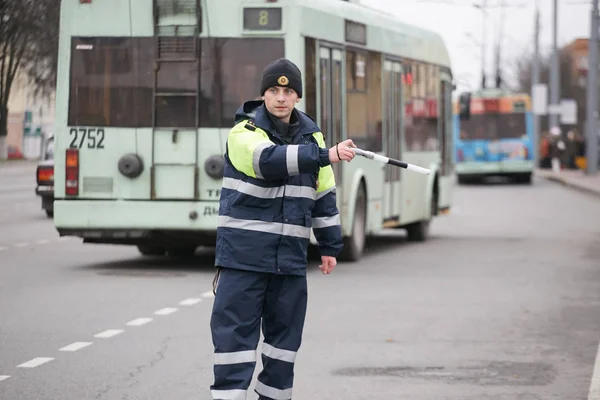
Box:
[588,342,600,399]
[59,342,92,352]
[94,329,124,339]
[0,236,79,252]
[126,317,153,327]
[4,292,213,378]
[17,357,54,368]
[179,298,202,306]
[154,307,178,316]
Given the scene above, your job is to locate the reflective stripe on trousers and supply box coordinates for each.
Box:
[210,267,308,400]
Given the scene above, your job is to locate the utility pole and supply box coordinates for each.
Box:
[494,0,504,88]
[481,0,487,89]
[532,1,541,167]
[585,0,599,175]
[549,0,560,132]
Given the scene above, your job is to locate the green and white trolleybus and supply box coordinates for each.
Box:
[53,0,456,261]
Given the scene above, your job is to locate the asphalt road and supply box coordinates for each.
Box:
[1,162,600,400]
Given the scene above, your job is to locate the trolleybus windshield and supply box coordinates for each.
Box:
[459,113,526,141]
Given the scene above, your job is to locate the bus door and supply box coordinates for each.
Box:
[150,28,200,200]
[383,60,403,220]
[438,78,454,209]
[319,46,344,193]
[440,80,453,177]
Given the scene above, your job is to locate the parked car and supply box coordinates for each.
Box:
[35,135,54,217]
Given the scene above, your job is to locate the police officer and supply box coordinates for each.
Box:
[210,58,356,400]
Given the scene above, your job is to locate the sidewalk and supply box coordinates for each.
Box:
[0,159,39,169]
[535,168,600,198]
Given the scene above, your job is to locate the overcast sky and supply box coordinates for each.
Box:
[361,0,593,92]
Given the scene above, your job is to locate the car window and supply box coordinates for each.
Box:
[45,139,54,160]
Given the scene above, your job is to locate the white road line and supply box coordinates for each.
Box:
[59,342,92,352]
[201,291,215,298]
[0,375,10,382]
[179,298,202,306]
[17,357,54,368]
[13,243,28,248]
[36,239,50,245]
[588,342,600,399]
[94,329,124,338]
[126,317,153,327]
[154,307,178,316]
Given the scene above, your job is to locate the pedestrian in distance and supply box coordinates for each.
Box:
[209,57,357,400]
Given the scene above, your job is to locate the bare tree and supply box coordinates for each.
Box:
[23,0,60,99]
[0,0,59,140]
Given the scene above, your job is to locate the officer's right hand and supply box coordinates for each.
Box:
[329,139,357,163]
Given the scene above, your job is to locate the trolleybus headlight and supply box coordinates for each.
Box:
[118,153,144,179]
[204,155,224,180]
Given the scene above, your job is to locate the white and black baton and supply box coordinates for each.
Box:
[352,148,431,175]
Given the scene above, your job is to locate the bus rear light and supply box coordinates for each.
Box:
[65,149,79,196]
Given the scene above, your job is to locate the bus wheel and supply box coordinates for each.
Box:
[167,247,197,257]
[515,173,532,185]
[406,188,437,242]
[137,245,166,256]
[339,182,366,262]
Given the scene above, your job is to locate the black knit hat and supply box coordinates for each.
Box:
[260,58,303,98]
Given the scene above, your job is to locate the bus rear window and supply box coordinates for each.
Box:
[68,37,284,128]
[459,113,526,140]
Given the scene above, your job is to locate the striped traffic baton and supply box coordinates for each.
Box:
[351,148,431,175]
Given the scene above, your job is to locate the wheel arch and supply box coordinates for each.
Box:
[342,168,368,238]
[424,162,440,219]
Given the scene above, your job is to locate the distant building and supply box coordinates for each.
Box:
[3,67,55,159]
[564,38,592,88]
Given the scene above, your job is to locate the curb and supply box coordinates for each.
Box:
[540,174,600,199]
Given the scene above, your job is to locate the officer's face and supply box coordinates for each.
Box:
[263,86,300,123]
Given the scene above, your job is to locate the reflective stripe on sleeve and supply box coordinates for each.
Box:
[218,216,310,239]
[255,381,293,400]
[221,178,315,200]
[210,389,247,400]
[311,214,341,229]
[252,142,274,180]
[214,350,256,365]
[261,343,297,363]
[286,145,300,176]
[315,186,336,200]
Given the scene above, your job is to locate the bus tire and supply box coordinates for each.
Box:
[339,182,367,262]
[167,247,197,257]
[515,173,532,185]
[137,245,165,256]
[406,185,437,242]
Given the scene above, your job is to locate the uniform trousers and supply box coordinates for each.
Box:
[210,267,308,400]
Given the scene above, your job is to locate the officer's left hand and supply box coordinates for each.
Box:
[319,256,337,275]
